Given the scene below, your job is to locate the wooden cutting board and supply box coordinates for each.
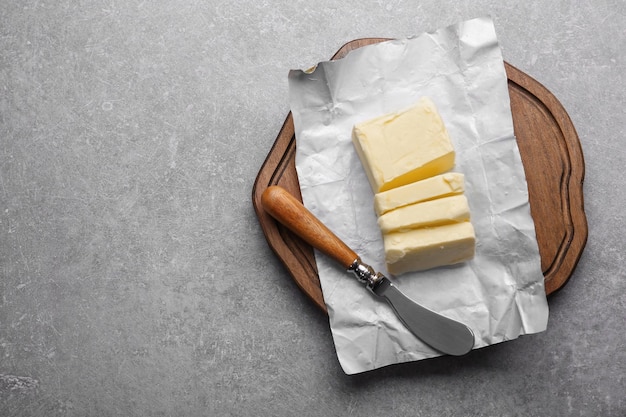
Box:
[252,38,587,313]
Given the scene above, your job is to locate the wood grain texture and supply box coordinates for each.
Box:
[262,186,358,269]
[505,63,588,295]
[252,38,587,313]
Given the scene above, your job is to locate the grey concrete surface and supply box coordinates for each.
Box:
[1,1,624,416]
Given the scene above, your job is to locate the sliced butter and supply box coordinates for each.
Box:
[374,172,465,216]
[378,194,470,234]
[352,97,455,193]
[383,222,476,275]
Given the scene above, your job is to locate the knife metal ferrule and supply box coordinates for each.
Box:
[348,257,385,293]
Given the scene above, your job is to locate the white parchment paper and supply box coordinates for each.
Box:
[288,17,549,374]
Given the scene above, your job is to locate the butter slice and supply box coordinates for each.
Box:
[378,194,470,234]
[374,172,465,216]
[384,222,475,275]
[352,97,455,193]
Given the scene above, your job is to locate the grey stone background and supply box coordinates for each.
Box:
[1,1,624,416]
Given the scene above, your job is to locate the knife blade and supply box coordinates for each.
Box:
[261,185,474,356]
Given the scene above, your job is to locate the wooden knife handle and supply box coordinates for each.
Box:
[262,186,358,269]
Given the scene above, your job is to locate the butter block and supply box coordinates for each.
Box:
[384,222,476,275]
[352,97,455,193]
[378,195,470,234]
[374,172,465,216]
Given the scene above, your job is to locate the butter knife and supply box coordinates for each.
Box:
[262,186,474,356]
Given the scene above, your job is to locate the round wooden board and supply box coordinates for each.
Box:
[252,38,587,313]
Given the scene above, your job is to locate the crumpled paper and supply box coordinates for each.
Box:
[288,17,549,374]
